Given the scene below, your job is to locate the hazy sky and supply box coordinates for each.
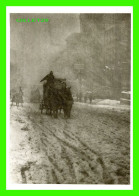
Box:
[10,13,80,85]
[10,13,80,61]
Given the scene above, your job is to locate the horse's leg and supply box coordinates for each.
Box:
[56,109,58,118]
[63,109,66,118]
[46,108,48,115]
[50,109,52,116]
[53,110,56,118]
[64,107,68,119]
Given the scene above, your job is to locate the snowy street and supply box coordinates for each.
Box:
[10,102,130,184]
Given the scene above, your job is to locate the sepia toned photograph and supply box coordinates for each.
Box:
[8,9,132,187]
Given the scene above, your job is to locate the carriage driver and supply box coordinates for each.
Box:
[40,71,55,85]
[47,71,55,84]
[41,71,55,99]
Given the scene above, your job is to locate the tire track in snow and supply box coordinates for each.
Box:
[31,118,116,184]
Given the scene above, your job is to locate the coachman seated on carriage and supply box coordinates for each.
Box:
[40,71,73,118]
[40,71,55,85]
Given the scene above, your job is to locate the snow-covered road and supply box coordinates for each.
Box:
[9,103,130,184]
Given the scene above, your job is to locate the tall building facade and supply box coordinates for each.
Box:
[68,13,131,98]
[103,14,131,96]
[49,14,131,99]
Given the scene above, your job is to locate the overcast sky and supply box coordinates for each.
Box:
[10,14,80,85]
[10,13,80,62]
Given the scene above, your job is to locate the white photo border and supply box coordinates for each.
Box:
[6,6,133,190]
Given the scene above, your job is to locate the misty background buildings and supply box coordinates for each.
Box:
[10,13,131,101]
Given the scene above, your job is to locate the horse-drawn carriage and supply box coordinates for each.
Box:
[40,75,73,118]
[10,87,23,107]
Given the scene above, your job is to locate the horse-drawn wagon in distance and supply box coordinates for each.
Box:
[10,86,24,107]
[40,71,74,118]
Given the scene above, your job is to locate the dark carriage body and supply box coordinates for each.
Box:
[40,78,73,118]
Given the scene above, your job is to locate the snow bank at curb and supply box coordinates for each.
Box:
[74,101,130,111]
